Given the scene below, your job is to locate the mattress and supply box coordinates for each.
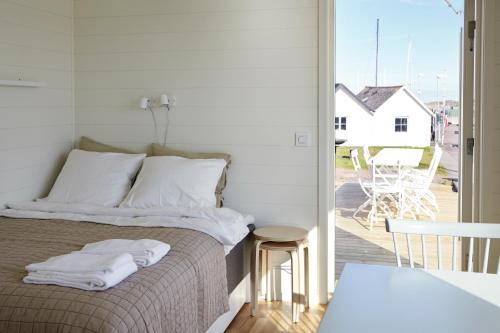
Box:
[0,217,231,333]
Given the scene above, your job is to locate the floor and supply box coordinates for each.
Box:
[226,303,325,333]
[227,176,458,332]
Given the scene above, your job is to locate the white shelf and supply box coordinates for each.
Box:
[0,80,46,87]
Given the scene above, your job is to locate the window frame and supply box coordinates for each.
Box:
[394,117,408,132]
[335,116,347,130]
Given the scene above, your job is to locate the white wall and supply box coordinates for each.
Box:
[334,88,372,146]
[0,0,74,207]
[74,0,321,301]
[371,89,432,147]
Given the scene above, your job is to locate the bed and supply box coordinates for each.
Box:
[0,213,253,333]
[0,139,253,332]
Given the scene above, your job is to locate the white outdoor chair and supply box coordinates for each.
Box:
[386,218,500,274]
[351,149,399,230]
[402,145,443,213]
[399,145,443,220]
[362,146,372,165]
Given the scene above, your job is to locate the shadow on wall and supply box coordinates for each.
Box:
[40,150,72,199]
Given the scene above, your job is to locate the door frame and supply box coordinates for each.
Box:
[461,0,486,271]
[318,0,335,304]
[320,0,477,296]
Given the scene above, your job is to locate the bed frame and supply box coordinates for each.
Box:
[206,224,254,332]
[206,274,250,333]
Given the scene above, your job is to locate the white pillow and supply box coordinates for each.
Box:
[120,156,227,209]
[45,149,146,207]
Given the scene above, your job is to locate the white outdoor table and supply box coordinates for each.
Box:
[318,264,500,333]
[371,147,424,167]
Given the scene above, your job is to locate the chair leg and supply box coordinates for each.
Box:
[370,193,378,231]
[353,197,371,218]
[252,240,262,316]
[290,249,300,323]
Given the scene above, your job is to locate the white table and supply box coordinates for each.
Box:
[371,148,424,167]
[318,264,500,333]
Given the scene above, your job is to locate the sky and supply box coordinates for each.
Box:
[336,0,464,102]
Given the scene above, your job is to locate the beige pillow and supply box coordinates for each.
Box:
[79,136,134,154]
[151,143,231,207]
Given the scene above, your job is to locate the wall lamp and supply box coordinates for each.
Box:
[140,94,171,111]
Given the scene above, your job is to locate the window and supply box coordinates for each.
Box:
[395,117,408,132]
[335,117,347,130]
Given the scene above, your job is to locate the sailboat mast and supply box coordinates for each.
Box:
[375,18,380,86]
[406,37,412,88]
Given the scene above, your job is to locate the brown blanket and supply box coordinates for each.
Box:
[0,217,229,333]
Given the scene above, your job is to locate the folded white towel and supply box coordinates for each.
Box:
[81,239,170,267]
[24,252,137,291]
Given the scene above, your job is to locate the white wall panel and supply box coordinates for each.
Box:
[75,8,317,35]
[74,0,320,300]
[0,0,73,207]
[74,0,317,18]
[0,20,72,53]
[0,1,72,33]
[75,48,317,72]
[5,0,72,17]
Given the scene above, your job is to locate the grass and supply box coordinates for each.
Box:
[335,146,448,176]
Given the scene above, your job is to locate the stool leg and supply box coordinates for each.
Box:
[298,243,306,312]
[290,249,300,323]
[265,250,272,301]
[252,240,262,316]
[261,249,267,300]
[304,245,309,310]
[273,261,282,301]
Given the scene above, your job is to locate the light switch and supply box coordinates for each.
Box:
[295,132,311,147]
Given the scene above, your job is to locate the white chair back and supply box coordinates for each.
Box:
[386,218,500,274]
[426,145,443,180]
[399,146,443,220]
[350,149,371,197]
[350,149,362,171]
[362,146,371,163]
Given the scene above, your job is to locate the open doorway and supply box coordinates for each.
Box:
[333,0,465,280]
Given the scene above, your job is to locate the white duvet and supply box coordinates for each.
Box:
[1,201,253,254]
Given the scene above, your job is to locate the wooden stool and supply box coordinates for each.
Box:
[251,226,309,323]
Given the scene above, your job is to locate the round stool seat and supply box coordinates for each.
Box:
[254,226,308,242]
[260,241,299,251]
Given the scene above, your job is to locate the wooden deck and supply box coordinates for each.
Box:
[335,180,459,280]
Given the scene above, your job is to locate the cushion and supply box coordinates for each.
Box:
[151,143,231,207]
[79,136,134,154]
[120,156,227,209]
[45,149,146,207]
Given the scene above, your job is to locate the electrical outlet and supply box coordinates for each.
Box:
[295,132,311,147]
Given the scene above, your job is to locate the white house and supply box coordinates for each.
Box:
[334,84,373,146]
[335,84,435,147]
